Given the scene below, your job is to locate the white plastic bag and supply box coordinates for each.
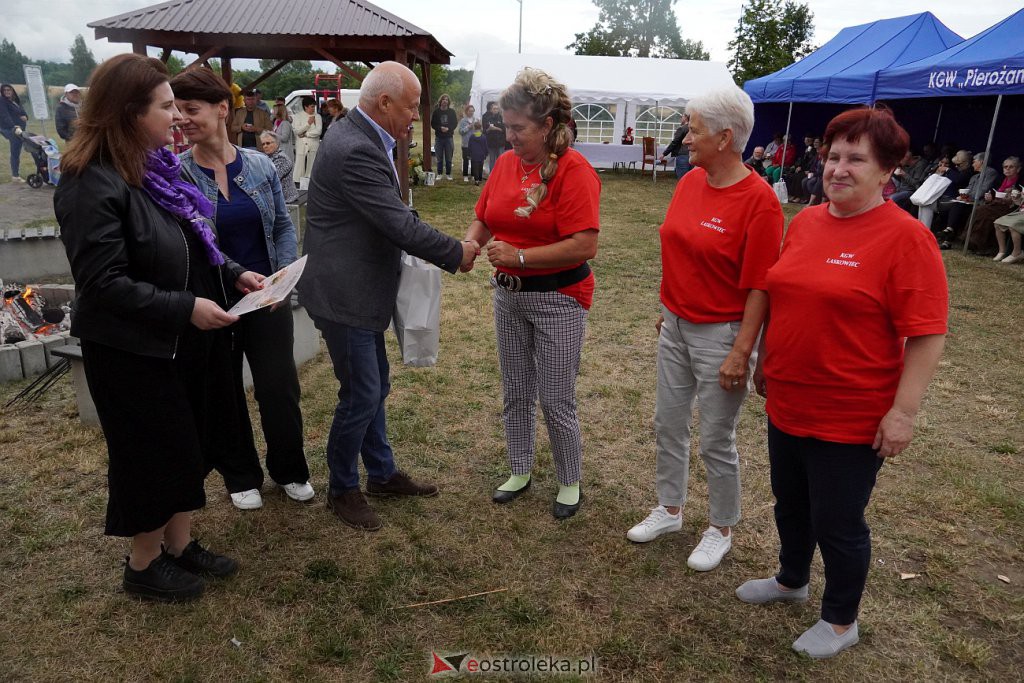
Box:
[773,180,789,204]
[393,253,441,367]
[910,174,951,206]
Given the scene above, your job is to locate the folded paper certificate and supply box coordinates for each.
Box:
[228,255,307,316]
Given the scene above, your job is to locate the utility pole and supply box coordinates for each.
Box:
[517,0,523,54]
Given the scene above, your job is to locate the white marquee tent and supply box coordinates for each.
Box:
[468,53,735,145]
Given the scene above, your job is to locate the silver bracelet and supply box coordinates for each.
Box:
[517,249,526,269]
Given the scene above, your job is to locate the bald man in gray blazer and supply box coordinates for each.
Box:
[299,62,479,531]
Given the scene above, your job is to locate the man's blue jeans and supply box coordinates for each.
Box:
[674,153,691,179]
[313,317,397,495]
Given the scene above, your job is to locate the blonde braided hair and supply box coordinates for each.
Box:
[499,68,573,218]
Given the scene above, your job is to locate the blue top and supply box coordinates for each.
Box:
[744,12,962,104]
[179,146,297,273]
[200,155,272,276]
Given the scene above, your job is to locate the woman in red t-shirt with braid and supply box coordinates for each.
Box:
[462,68,600,519]
[736,107,948,659]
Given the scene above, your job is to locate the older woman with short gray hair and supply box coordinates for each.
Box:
[260,131,298,204]
[625,86,784,573]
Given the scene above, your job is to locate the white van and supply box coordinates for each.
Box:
[284,89,360,118]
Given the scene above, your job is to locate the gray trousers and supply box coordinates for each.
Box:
[654,307,753,527]
[494,286,587,485]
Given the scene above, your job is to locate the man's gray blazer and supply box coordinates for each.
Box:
[298,108,462,331]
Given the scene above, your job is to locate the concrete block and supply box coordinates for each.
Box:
[34,284,76,307]
[15,340,46,377]
[39,334,67,367]
[293,303,321,367]
[0,344,22,382]
[23,227,40,239]
[40,225,56,239]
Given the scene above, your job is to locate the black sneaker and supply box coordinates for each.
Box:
[123,552,204,602]
[168,540,239,579]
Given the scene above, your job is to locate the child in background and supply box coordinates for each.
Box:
[468,120,488,186]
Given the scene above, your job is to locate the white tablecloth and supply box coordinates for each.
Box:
[575,142,647,167]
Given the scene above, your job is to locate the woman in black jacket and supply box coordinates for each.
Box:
[0,83,28,181]
[481,100,506,175]
[54,54,263,602]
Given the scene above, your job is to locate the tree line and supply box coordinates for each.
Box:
[0,1,814,99]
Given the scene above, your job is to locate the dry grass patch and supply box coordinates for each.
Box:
[1,175,1022,681]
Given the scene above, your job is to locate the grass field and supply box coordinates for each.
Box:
[1,172,1022,681]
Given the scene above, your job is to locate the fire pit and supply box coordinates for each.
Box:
[0,282,76,383]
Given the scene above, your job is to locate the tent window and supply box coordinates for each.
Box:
[635,105,684,145]
[571,103,616,143]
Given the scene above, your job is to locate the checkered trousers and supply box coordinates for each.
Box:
[493,286,588,485]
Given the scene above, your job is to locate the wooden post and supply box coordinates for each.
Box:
[132,42,147,55]
[221,58,233,90]
[421,59,433,173]
[395,50,411,204]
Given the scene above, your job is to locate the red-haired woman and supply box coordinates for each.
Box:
[55,54,263,602]
[737,107,948,658]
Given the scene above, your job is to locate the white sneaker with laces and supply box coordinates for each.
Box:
[626,505,682,542]
[281,481,315,502]
[230,488,263,510]
[687,527,732,571]
[463,175,470,183]
[446,174,453,181]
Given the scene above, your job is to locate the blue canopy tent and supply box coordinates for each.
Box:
[875,8,1024,251]
[743,13,962,161]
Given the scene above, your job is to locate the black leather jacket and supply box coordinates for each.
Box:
[55,159,244,359]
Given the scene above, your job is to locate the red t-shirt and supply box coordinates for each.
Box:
[475,148,601,308]
[764,200,949,444]
[659,166,784,323]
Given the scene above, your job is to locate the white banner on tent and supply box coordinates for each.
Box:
[21,65,50,121]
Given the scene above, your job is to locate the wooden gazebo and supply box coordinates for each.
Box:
[89,0,454,197]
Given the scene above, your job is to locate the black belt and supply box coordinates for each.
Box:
[493,262,591,293]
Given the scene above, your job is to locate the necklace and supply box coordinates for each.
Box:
[520,157,543,183]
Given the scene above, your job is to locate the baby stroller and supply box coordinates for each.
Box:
[17,128,61,188]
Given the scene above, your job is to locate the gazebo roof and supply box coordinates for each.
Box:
[88,0,452,63]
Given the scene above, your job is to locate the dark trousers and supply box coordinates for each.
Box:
[462,147,470,177]
[768,420,883,625]
[1,127,23,176]
[434,136,454,175]
[471,158,484,182]
[312,316,397,495]
[227,304,309,490]
[674,153,691,179]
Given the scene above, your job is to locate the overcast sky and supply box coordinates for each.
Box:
[3,1,1019,71]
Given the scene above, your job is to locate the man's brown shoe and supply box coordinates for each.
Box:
[365,470,439,497]
[326,491,382,531]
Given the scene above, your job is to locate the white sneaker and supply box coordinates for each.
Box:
[446,174,453,181]
[281,481,315,502]
[626,505,683,542]
[687,527,732,571]
[230,488,263,510]
[463,176,470,183]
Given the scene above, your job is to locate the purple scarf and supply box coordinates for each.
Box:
[141,146,224,266]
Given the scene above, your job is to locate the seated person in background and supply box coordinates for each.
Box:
[801,151,824,206]
[966,156,1021,255]
[993,189,1024,263]
[259,131,298,204]
[935,152,998,249]
[745,146,767,177]
[890,150,924,211]
[764,132,782,161]
[621,127,634,145]
[917,149,972,229]
[786,134,816,203]
[764,134,796,183]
